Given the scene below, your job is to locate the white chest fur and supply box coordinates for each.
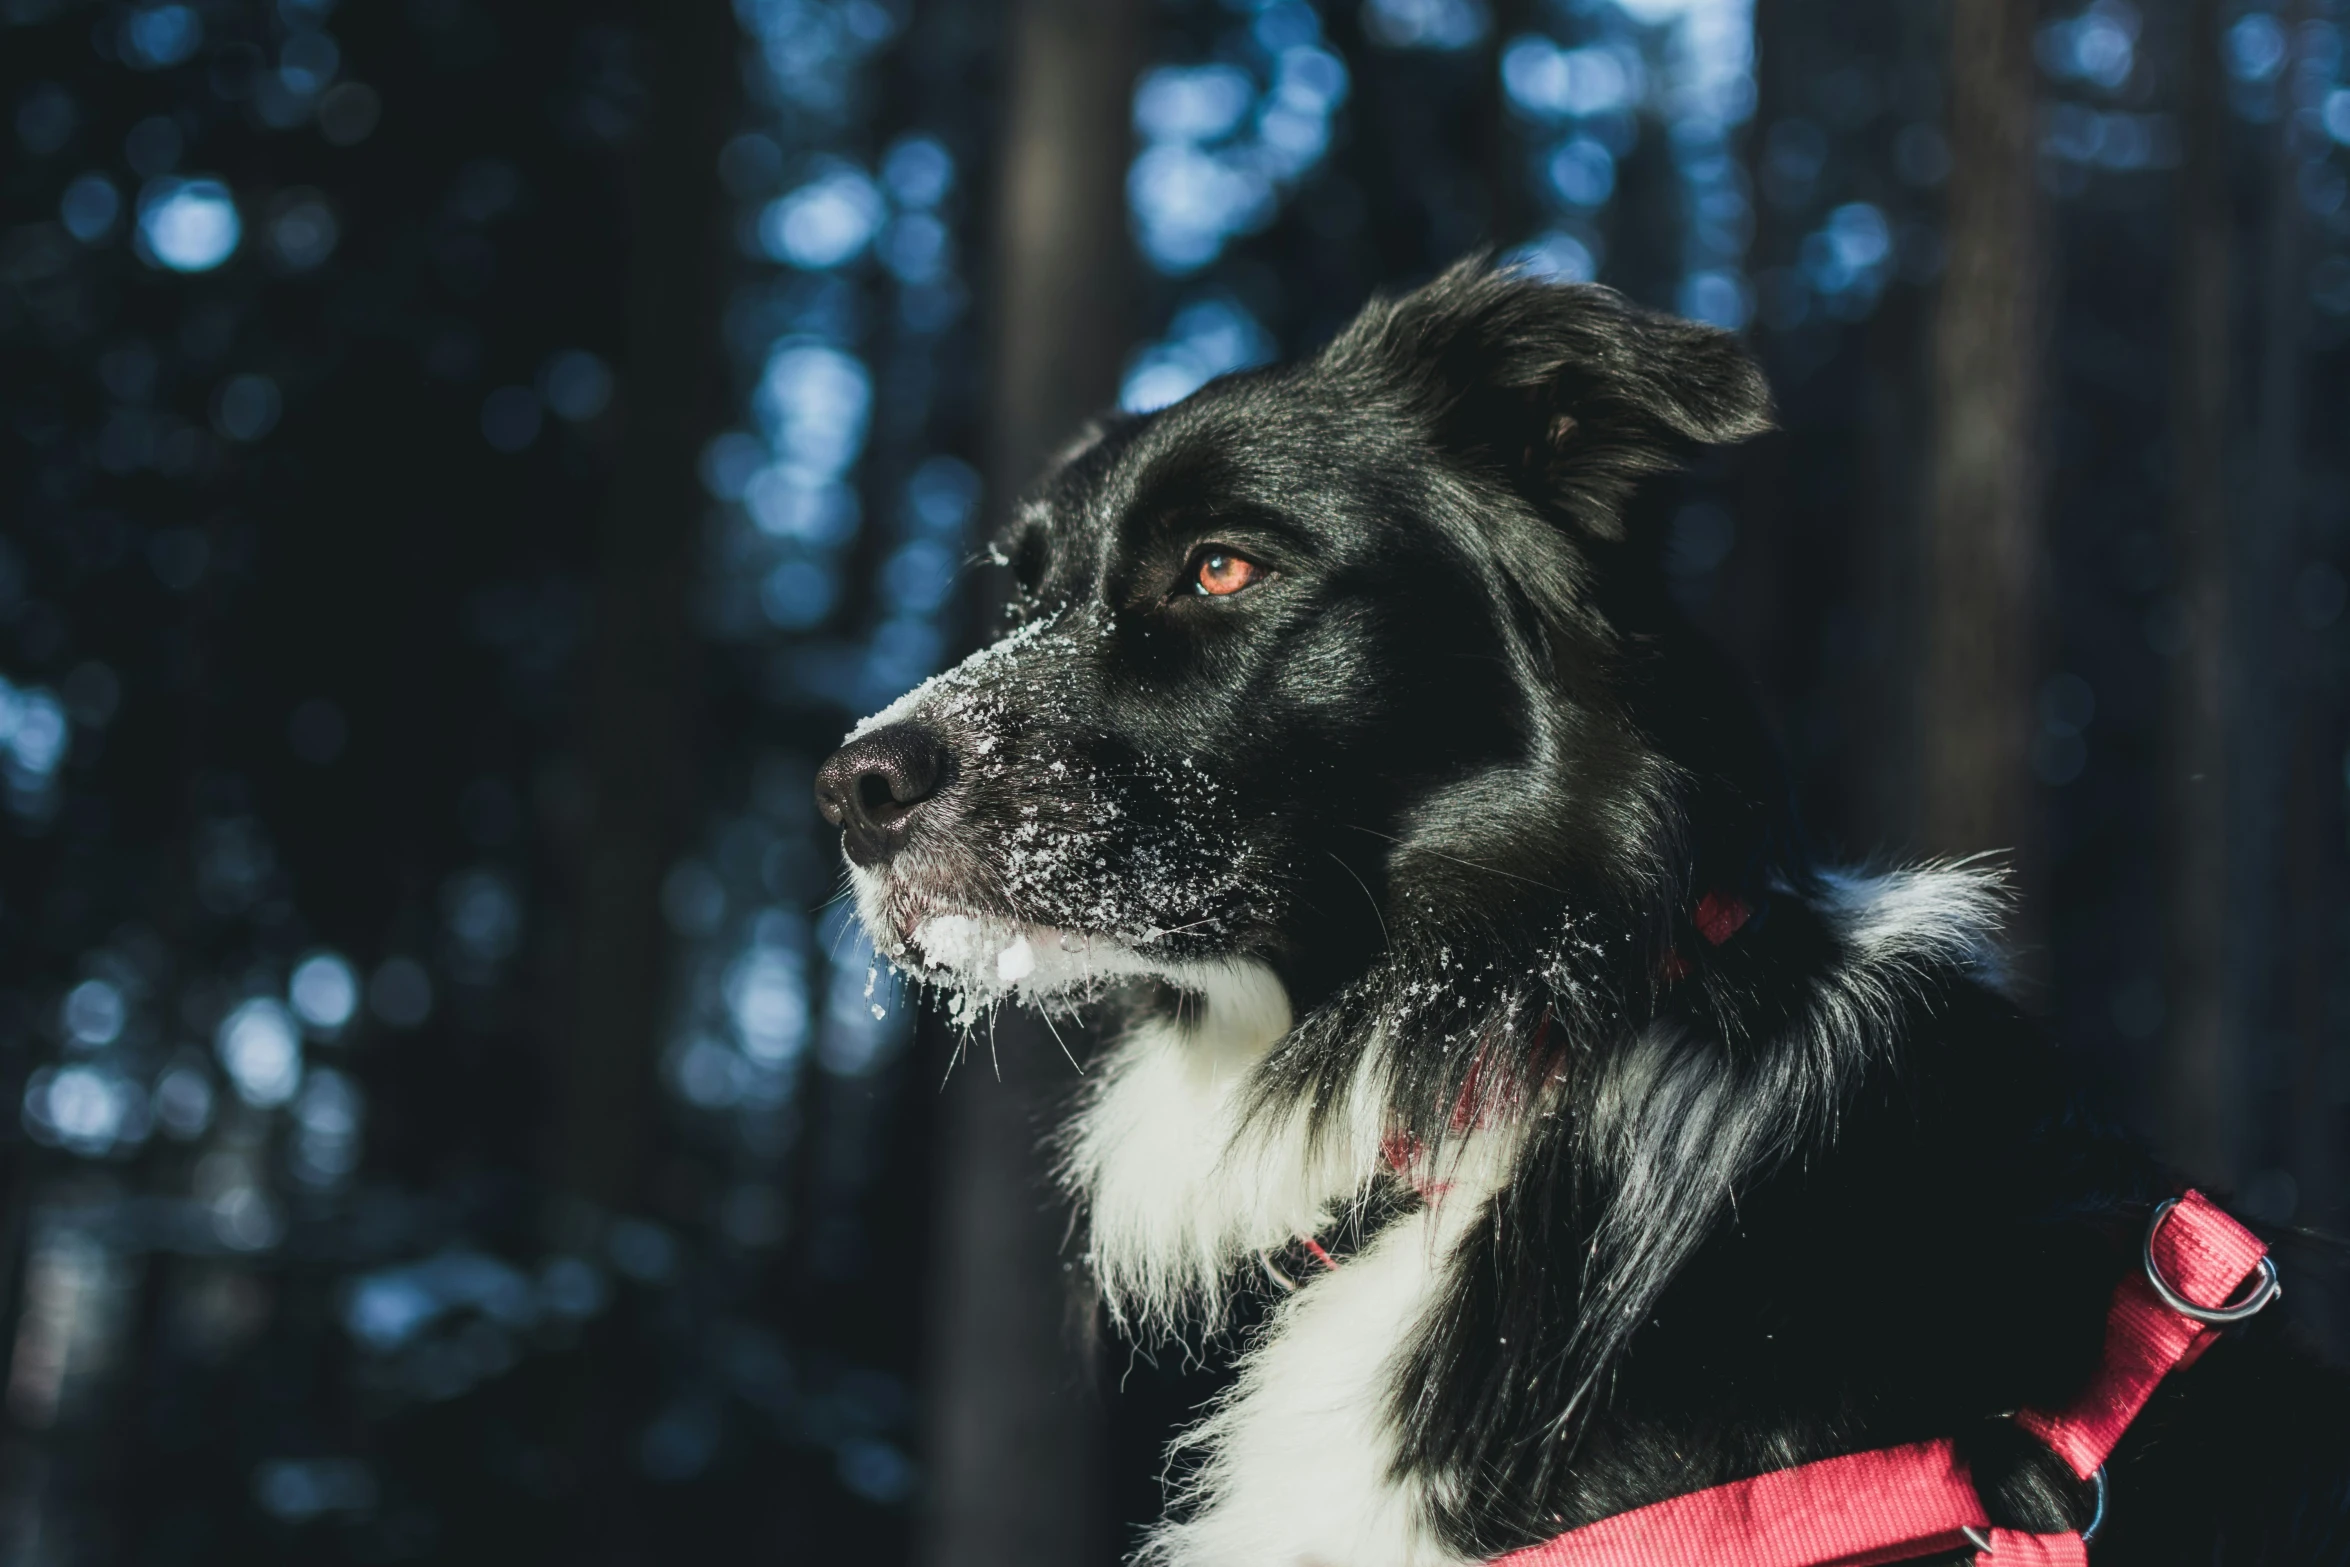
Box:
[1141,1201,1485,1567]
[1061,962,1488,1567]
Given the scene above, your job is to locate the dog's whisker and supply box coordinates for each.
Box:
[1325,850,1390,948]
[1039,1006,1082,1075]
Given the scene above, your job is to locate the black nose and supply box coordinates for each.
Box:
[815,723,954,866]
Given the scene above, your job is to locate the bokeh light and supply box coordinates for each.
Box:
[265,190,339,269]
[15,83,76,155]
[60,980,125,1048]
[1119,295,1276,414]
[137,176,241,272]
[213,374,282,441]
[59,174,120,242]
[762,168,886,269]
[120,4,203,70]
[880,135,954,207]
[368,957,434,1027]
[215,998,304,1108]
[290,951,359,1031]
[1126,24,1349,274]
[540,350,615,421]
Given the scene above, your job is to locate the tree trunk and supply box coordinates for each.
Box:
[543,11,733,1558]
[2247,10,2336,1350]
[2284,708,2344,1356]
[921,2,1141,1564]
[1918,0,2043,920]
[555,3,733,1213]
[2158,0,2238,1189]
[984,0,1144,508]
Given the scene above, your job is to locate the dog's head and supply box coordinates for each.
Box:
[819,261,1782,1079]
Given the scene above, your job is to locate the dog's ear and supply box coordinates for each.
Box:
[1328,258,1774,539]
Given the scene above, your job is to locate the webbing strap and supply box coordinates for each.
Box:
[1491,1191,2268,1567]
[1492,1440,2082,1567]
[2015,1190,2267,1479]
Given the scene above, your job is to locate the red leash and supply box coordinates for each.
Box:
[1492,1191,2278,1567]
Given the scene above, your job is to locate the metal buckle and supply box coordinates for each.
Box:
[2142,1198,2282,1325]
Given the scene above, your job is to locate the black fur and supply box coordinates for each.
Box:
[823,259,2350,1562]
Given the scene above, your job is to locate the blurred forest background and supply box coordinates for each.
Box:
[2,0,2348,1562]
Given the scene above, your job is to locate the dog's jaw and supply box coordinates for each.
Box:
[847,857,1273,1029]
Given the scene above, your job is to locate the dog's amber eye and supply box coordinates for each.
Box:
[1193,550,1261,597]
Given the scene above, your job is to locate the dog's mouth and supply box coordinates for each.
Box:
[853,868,1197,1021]
[907,911,1159,989]
[860,869,1160,991]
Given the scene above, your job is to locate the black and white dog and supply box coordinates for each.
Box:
[817,262,2350,1564]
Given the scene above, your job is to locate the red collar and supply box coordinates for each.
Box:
[1492,1190,2278,1567]
[1660,889,1754,983]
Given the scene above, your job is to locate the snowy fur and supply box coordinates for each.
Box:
[842,609,1065,743]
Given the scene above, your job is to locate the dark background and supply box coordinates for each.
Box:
[1,0,2346,1562]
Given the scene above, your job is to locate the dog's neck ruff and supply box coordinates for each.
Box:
[1487,1190,2275,1567]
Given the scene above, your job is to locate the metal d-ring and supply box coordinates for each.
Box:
[1958,1465,2107,1557]
[2079,1464,2108,1546]
[2142,1198,2282,1324]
